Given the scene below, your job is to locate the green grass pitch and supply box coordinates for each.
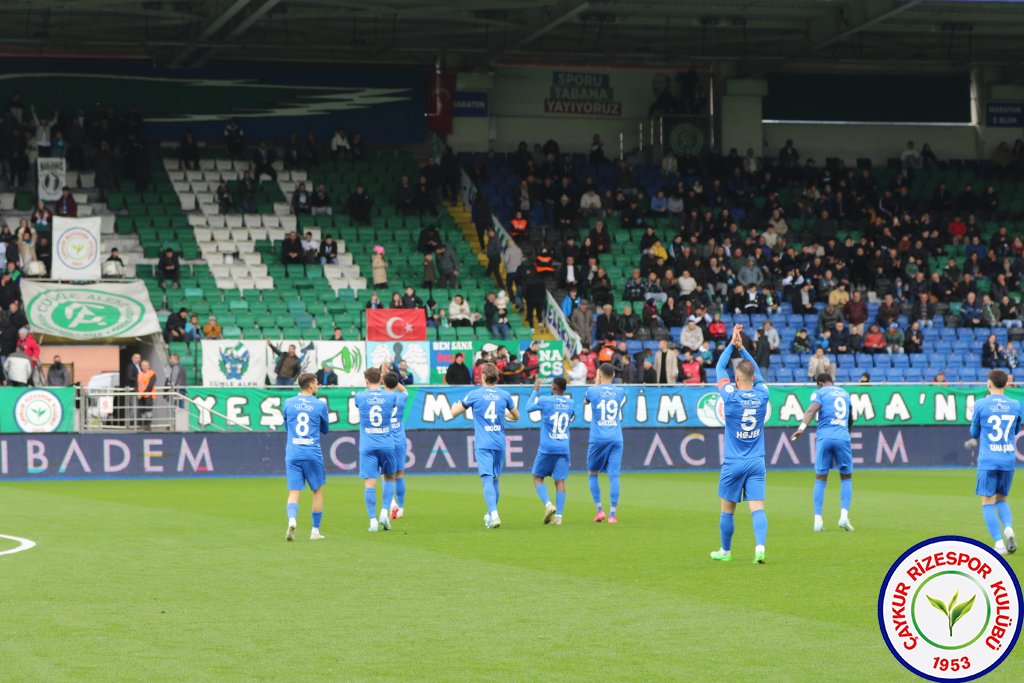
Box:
[1,470,1022,681]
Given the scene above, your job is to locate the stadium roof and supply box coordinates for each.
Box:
[3,0,1024,72]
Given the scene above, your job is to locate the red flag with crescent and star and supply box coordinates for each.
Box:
[366,309,428,341]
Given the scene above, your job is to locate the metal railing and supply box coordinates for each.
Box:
[80,387,252,432]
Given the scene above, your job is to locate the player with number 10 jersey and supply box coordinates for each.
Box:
[584,363,626,524]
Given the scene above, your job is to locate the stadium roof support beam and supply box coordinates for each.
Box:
[192,0,287,67]
[810,0,926,52]
[481,1,590,68]
[169,0,253,68]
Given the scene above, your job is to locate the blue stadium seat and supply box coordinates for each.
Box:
[782,353,801,367]
[906,353,926,367]
[904,368,924,381]
[891,355,910,367]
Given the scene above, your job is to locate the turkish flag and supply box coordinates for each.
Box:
[425,72,455,135]
[366,309,428,341]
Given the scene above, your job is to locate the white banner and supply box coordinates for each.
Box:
[315,341,367,386]
[265,340,317,384]
[545,291,583,356]
[21,280,161,341]
[201,340,268,387]
[37,158,66,201]
[52,216,102,281]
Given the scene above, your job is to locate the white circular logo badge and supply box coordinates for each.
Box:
[879,536,1022,681]
[14,389,64,432]
[56,227,99,271]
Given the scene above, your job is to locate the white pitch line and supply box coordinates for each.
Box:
[0,534,36,556]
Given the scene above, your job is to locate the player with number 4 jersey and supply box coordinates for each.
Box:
[792,374,855,533]
[527,376,575,525]
[451,362,519,529]
[584,363,626,524]
[356,366,399,532]
[282,373,330,542]
[969,369,1022,555]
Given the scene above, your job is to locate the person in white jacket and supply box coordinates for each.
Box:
[3,350,33,386]
[448,295,474,327]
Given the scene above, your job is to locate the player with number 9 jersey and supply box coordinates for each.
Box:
[584,363,626,523]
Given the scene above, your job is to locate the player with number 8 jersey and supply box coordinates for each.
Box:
[356,367,399,532]
[584,363,626,524]
[451,363,519,529]
[282,373,330,541]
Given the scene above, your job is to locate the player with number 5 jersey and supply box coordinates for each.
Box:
[711,324,770,565]
[527,376,575,525]
[355,366,399,532]
[584,363,626,524]
[969,369,1022,555]
[451,363,519,529]
[792,373,855,533]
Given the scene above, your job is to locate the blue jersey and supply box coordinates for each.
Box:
[461,387,515,452]
[719,380,770,461]
[970,394,1023,471]
[283,394,330,461]
[528,393,575,455]
[354,389,398,453]
[810,385,852,442]
[585,384,626,444]
[389,391,408,447]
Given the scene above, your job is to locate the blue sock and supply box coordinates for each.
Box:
[535,482,550,505]
[813,480,826,515]
[752,509,768,546]
[609,475,620,512]
[286,502,298,521]
[720,512,735,552]
[995,500,1013,529]
[589,474,602,509]
[364,488,376,519]
[493,478,500,506]
[396,478,406,507]
[555,490,566,515]
[381,481,396,514]
[840,478,853,512]
[311,511,323,530]
[481,475,498,514]
[983,504,1003,542]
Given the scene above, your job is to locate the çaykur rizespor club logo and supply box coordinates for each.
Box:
[56,227,99,270]
[14,389,64,433]
[879,536,1022,682]
[695,392,772,428]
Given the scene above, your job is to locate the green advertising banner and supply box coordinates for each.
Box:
[0,387,76,433]
[186,383,997,433]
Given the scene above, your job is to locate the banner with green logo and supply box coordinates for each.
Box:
[0,387,76,433]
[22,281,161,341]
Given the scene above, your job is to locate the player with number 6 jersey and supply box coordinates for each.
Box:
[282,373,330,542]
[792,374,855,533]
[451,362,519,529]
[969,369,1023,555]
[584,363,626,524]
[355,366,399,532]
[527,376,575,525]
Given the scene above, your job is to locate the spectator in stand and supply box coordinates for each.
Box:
[653,340,679,384]
[215,181,234,214]
[998,295,1021,328]
[267,341,301,386]
[238,170,257,214]
[623,268,645,303]
[165,308,187,342]
[982,334,1005,369]
[570,300,594,343]
[560,287,580,319]
[251,141,277,182]
[876,293,900,327]
[761,320,781,354]
[319,235,339,265]
[291,182,310,214]
[16,224,37,267]
[280,231,303,266]
[884,323,904,354]
[300,231,319,264]
[444,353,471,385]
[807,346,833,380]
[55,187,77,218]
[435,244,460,289]
[980,294,1001,327]
[502,239,524,310]
[680,319,704,353]
[46,354,69,387]
[680,351,702,384]
[831,321,852,354]
[224,118,245,158]
[395,175,416,215]
[596,304,618,340]
[310,184,332,216]
[566,354,588,385]
[522,267,547,331]
[522,341,541,382]
[158,248,180,289]
[372,245,388,290]
[330,128,350,160]
[203,315,222,339]
[840,290,867,338]
[440,147,460,205]
[3,349,32,386]
[618,305,641,340]
[904,321,923,354]
[185,314,203,342]
[180,131,200,170]
[791,328,812,353]
[817,304,841,335]
[862,324,887,354]
[389,292,404,308]
[402,286,424,309]
[911,292,936,327]
[960,291,983,328]
[448,294,474,327]
[346,185,372,225]
[661,297,684,328]
[899,141,921,169]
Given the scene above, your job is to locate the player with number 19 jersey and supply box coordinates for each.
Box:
[355,388,398,479]
[283,394,330,491]
[585,379,626,522]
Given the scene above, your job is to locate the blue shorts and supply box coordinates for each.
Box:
[391,442,407,473]
[587,441,623,475]
[476,447,505,478]
[815,438,853,475]
[532,451,570,480]
[286,459,326,491]
[976,469,1014,497]
[359,449,396,479]
[719,458,767,503]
